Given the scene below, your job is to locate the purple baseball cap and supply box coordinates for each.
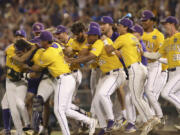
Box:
[141,10,155,21]
[161,16,179,25]
[55,25,67,34]
[131,24,144,36]
[32,22,45,33]
[101,16,113,24]
[87,26,101,36]
[89,22,100,28]
[38,31,53,42]
[15,29,26,37]
[117,18,133,28]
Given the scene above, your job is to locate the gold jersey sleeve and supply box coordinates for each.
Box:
[5,44,22,73]
[39,42,71,77]
[32,48,45,65]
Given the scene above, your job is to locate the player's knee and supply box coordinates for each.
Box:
[16,98,25,110]
[161,90,168,99]
[33,95,44,112]
[1,98,8,109]
[25,92,35,106]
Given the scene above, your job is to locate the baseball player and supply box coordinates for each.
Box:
[141,10,164,121]
[143,16,180,129]
[106,18,160,135]
[99,16,127,128]
[120,24,148,133]
[29,31,97,135]
[5,38,37,135]
[66,25,126,135]
[25,22,45,124]
[1,29,27,135]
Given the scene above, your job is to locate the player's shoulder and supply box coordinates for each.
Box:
[5,44,14,52]
[94,39,104,46]
[106,37,113,44]
[154,29,164,37]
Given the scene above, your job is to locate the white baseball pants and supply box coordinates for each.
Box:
[124,81,136,124]
[37,77,54,102]
[161,67,180,111]
[6,78,30,135]
[128,62,153,122]
[53,74,92,135]
[92,69,126,128]
[90,67,102,117]
[145,61,163,118]
[90,67,102,96]
[1,92,9,109]
[71,69,82,101]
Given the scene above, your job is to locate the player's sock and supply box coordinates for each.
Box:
[2,109,11,131]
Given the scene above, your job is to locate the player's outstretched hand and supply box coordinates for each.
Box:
[64,56,75,63]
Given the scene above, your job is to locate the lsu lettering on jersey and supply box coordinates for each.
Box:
[159,33,180,69]
[142,29,164,52]
[90,39,123,73]
[113,33,141,67]
[39,42,71,77]
[6,44,22,73]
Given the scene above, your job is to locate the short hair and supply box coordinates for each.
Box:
[71,22,85,35]
[14,39,31,51]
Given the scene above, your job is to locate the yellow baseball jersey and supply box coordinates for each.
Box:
[5,44,22,73]
[142,29,164,63]
[159,33,180,68]
[39,42,71,77]
[90,39,123,73]
[32,48,45,65]
[142,29,164,52]
[113,33,141,67]
[68,38,89,70]
[70,38,89,51]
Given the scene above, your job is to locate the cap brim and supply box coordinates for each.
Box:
[15,34,25,37]
[130,27,136,32]
[140,18,148,21]
[160,19,167,24]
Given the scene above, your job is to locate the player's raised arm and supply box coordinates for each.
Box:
[12,39,38,63]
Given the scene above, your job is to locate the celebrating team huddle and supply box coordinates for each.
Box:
[2,9,180,135]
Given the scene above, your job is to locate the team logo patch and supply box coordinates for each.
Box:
[51,44,58,48]
[174,38,177,43]
[152,35,157,39]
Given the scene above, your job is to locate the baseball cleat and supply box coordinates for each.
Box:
[174,124,180,130]
[113,117,127,130]
[150,117,161,128]
[124,123,136,133]
[140,123,152,135]
[89,118,98,135]
[97,128,106,135]
[106,120,115,132]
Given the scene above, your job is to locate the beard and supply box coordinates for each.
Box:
[77,35,85,43]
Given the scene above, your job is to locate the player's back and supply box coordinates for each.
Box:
[113,33,141,67]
